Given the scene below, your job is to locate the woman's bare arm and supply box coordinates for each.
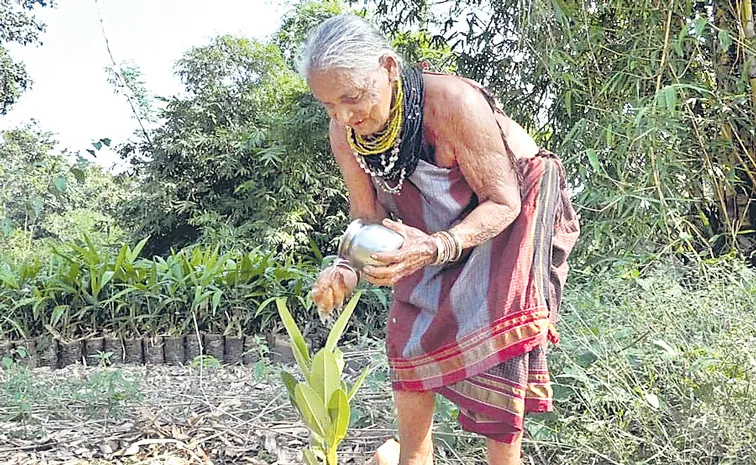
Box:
[430,82,523,249]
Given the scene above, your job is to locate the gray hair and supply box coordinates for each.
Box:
[296,14,403,78]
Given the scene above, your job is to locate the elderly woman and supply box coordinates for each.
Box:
[303,14,579,465]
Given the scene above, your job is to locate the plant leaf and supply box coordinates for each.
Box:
[652,339,677,357]
[333,347,345,375]
[211,289,223,314]
[328,388,350,443]
[281,371,298,401]
[254,296,277,317]
[101,270,115,288]
[645,393,660,410]
[587,149,600,173]
[310,349,340,405]
[295,383,332,440]
[347,365,371,403]
[54,175,67,193]
[302,448,319,465]
[276,297,311,373]
[663,86,677,113]
[129,236,150,262]
[324,292,362,353]
[70,167,86,183]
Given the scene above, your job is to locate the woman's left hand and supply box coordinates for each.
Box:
[362,219,437,287]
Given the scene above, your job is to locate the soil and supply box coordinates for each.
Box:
[224,337,244,365]
[104,338,124,364]
[17,340,38,369]
[203,334,224,362]
[59,340,83,367]
[143,337,165,365]
[37,338,57,368]
[0,348,396,465]
[85,338,105,366]
[184,334,202,361]
[163,337,184,366]
[123,339,143,364]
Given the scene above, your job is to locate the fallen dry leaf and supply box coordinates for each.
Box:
[121,443,140,456]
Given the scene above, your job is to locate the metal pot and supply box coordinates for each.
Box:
[338,219,404,269]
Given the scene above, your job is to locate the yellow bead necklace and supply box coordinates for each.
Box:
[346,75,404,156]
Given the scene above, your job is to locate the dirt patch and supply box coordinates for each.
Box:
[0,348,396,465]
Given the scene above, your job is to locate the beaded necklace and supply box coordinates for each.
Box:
[347,66,425,195]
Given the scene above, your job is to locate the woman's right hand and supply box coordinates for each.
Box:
[310,265,359,315]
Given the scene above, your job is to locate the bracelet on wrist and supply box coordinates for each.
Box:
[431,230,464,266]
[332,257,360,281]
[432,235,447,265]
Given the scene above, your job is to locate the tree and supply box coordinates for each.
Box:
[0,124,133,259]
[0,0,54,114]
[121,35,347,256]
[122,0,459,257]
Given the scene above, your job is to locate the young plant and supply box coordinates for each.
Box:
[276,293,370,465]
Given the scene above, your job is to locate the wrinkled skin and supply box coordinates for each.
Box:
[309,265,357,315]
[307,51,537,465]
[307,56,404,312]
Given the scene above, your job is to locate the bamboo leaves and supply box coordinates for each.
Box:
[372,0,756,263]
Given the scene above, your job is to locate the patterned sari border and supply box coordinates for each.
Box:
[390,306,549,368]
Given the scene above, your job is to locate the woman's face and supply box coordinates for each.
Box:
[308,56,398,136]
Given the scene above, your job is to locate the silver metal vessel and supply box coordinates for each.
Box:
[337,219,404,269]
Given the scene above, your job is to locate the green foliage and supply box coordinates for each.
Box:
[118,0,458,259]
[189,354,222,370]
[274,0,348,66]
[0,364,143,422]
[528,258,756,464]
[391,29,456,73]
[0,47,30,115]
[105,60,157,124]
[0,238,319,341]
[121,34,347,257]
[0,0,53,114]
[0,125,134,262]
[276,293,370,465]
[1,346,27,370]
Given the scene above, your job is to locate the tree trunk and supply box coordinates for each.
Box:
[742,0,756,112]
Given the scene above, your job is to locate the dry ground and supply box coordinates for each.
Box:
[0,349,410,465]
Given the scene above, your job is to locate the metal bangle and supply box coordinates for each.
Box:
[432,233,452,266]
[332,257,360,281]
[447,230,464,262]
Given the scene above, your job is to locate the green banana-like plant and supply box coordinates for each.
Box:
[276,292,370,465]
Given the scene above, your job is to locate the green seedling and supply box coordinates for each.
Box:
[276,292,370,465]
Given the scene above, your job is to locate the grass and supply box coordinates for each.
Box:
[0,362,143,431]
[523,257,756,464]
[377,257,756,465]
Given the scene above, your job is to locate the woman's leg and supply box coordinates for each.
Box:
[487,433,523,465]
[394,390,436,465]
